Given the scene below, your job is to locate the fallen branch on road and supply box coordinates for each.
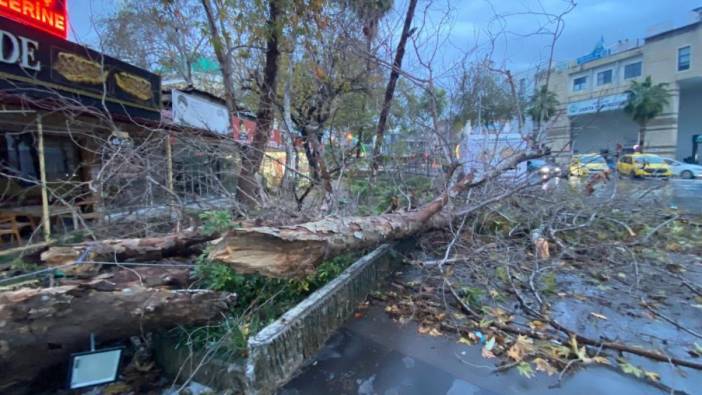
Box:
[445,278,702,371]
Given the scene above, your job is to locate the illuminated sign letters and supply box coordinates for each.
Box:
[0,0,68,39]
[0,29,41,71]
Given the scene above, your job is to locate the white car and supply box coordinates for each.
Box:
[663,159,702,179]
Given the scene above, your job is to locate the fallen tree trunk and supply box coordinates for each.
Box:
[38,218,281,267]
[40,231,216,267]
[209,152,538,278]
[0,270,235,392]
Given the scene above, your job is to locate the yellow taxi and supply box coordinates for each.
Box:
[617,153,672,178]
[568,154,609,177]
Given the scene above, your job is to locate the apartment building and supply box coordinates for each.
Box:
[544,8,702,161]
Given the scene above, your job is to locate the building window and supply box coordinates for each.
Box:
[573,76,588,92]
[678,46,691,71]
[1,133,79,186]
[624,61,642,79]
[596,69,613,86]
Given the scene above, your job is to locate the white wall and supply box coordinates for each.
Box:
[570,110,639,154]
[677,86,702,160]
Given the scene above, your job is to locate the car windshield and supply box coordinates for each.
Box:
[580,155,606,164]
[634,155,664,164]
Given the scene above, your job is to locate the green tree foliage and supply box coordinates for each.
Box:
[454,66,518,129]
[99,0,208,83]
[341,0,393,41]
[624,76,671,150]
[527,85,559,127]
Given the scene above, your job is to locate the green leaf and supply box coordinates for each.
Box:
[516,362,535,379]
[618,358,643,378]
[485,336,496,351]
[199,210,234,235]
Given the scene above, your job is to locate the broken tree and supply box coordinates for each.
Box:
[40,231,215,266]
[0,267,235,392]
[209,152,537,278]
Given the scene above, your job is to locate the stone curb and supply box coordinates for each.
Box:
[154,242,407,394]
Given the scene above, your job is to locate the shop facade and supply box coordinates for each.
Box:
[0,13,161,246]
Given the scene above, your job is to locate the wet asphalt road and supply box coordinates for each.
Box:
[279,305,655,395]
[565,177,701,214]
[280,178,701,395]
[668,179,702,214]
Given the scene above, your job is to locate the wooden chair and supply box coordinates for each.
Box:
[77,197,101,221]
[0,214,32,243]
[56,197,101,231]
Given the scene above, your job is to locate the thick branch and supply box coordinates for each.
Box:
[210,152,539,278]
[370,0,419,172]
[0,272,235,391]
[41,231,216,267]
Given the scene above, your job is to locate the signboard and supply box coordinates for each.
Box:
[577,37,610,65]
[0,16,161,120]
[172,89,229,134]
[567,93,628,116]
[0,0,68,39]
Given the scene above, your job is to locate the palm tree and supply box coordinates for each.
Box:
[527,85,559,128]
[343,0,393,158]
[344,0,393,45]
[624,76,670,152]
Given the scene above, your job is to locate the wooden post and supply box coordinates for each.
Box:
[36,116,51,242]
[165,134,174,194]
[165,133,180,232]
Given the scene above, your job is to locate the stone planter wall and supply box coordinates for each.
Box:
[155,241,408,394]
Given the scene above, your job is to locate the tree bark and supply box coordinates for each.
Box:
[307,128,333,196]
[40,231,215,267]
[0,271,235,392]
[638,124,646,152]
[201,0,238,127]
[281,49,298,192]
[370,0,419,173]
[208,178,461,278]
[237,0,283,207]
[209,151,538,278]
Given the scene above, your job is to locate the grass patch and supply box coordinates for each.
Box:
[189,248,359,359]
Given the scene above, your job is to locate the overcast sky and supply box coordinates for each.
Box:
[67,0,702,74]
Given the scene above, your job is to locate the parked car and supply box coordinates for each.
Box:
[527,159,562,180]
[663,158,702,179]
[617,154,672,178]
[568,154,608,177]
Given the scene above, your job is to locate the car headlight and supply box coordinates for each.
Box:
[539,167,550,174]
[554,167,561,173]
